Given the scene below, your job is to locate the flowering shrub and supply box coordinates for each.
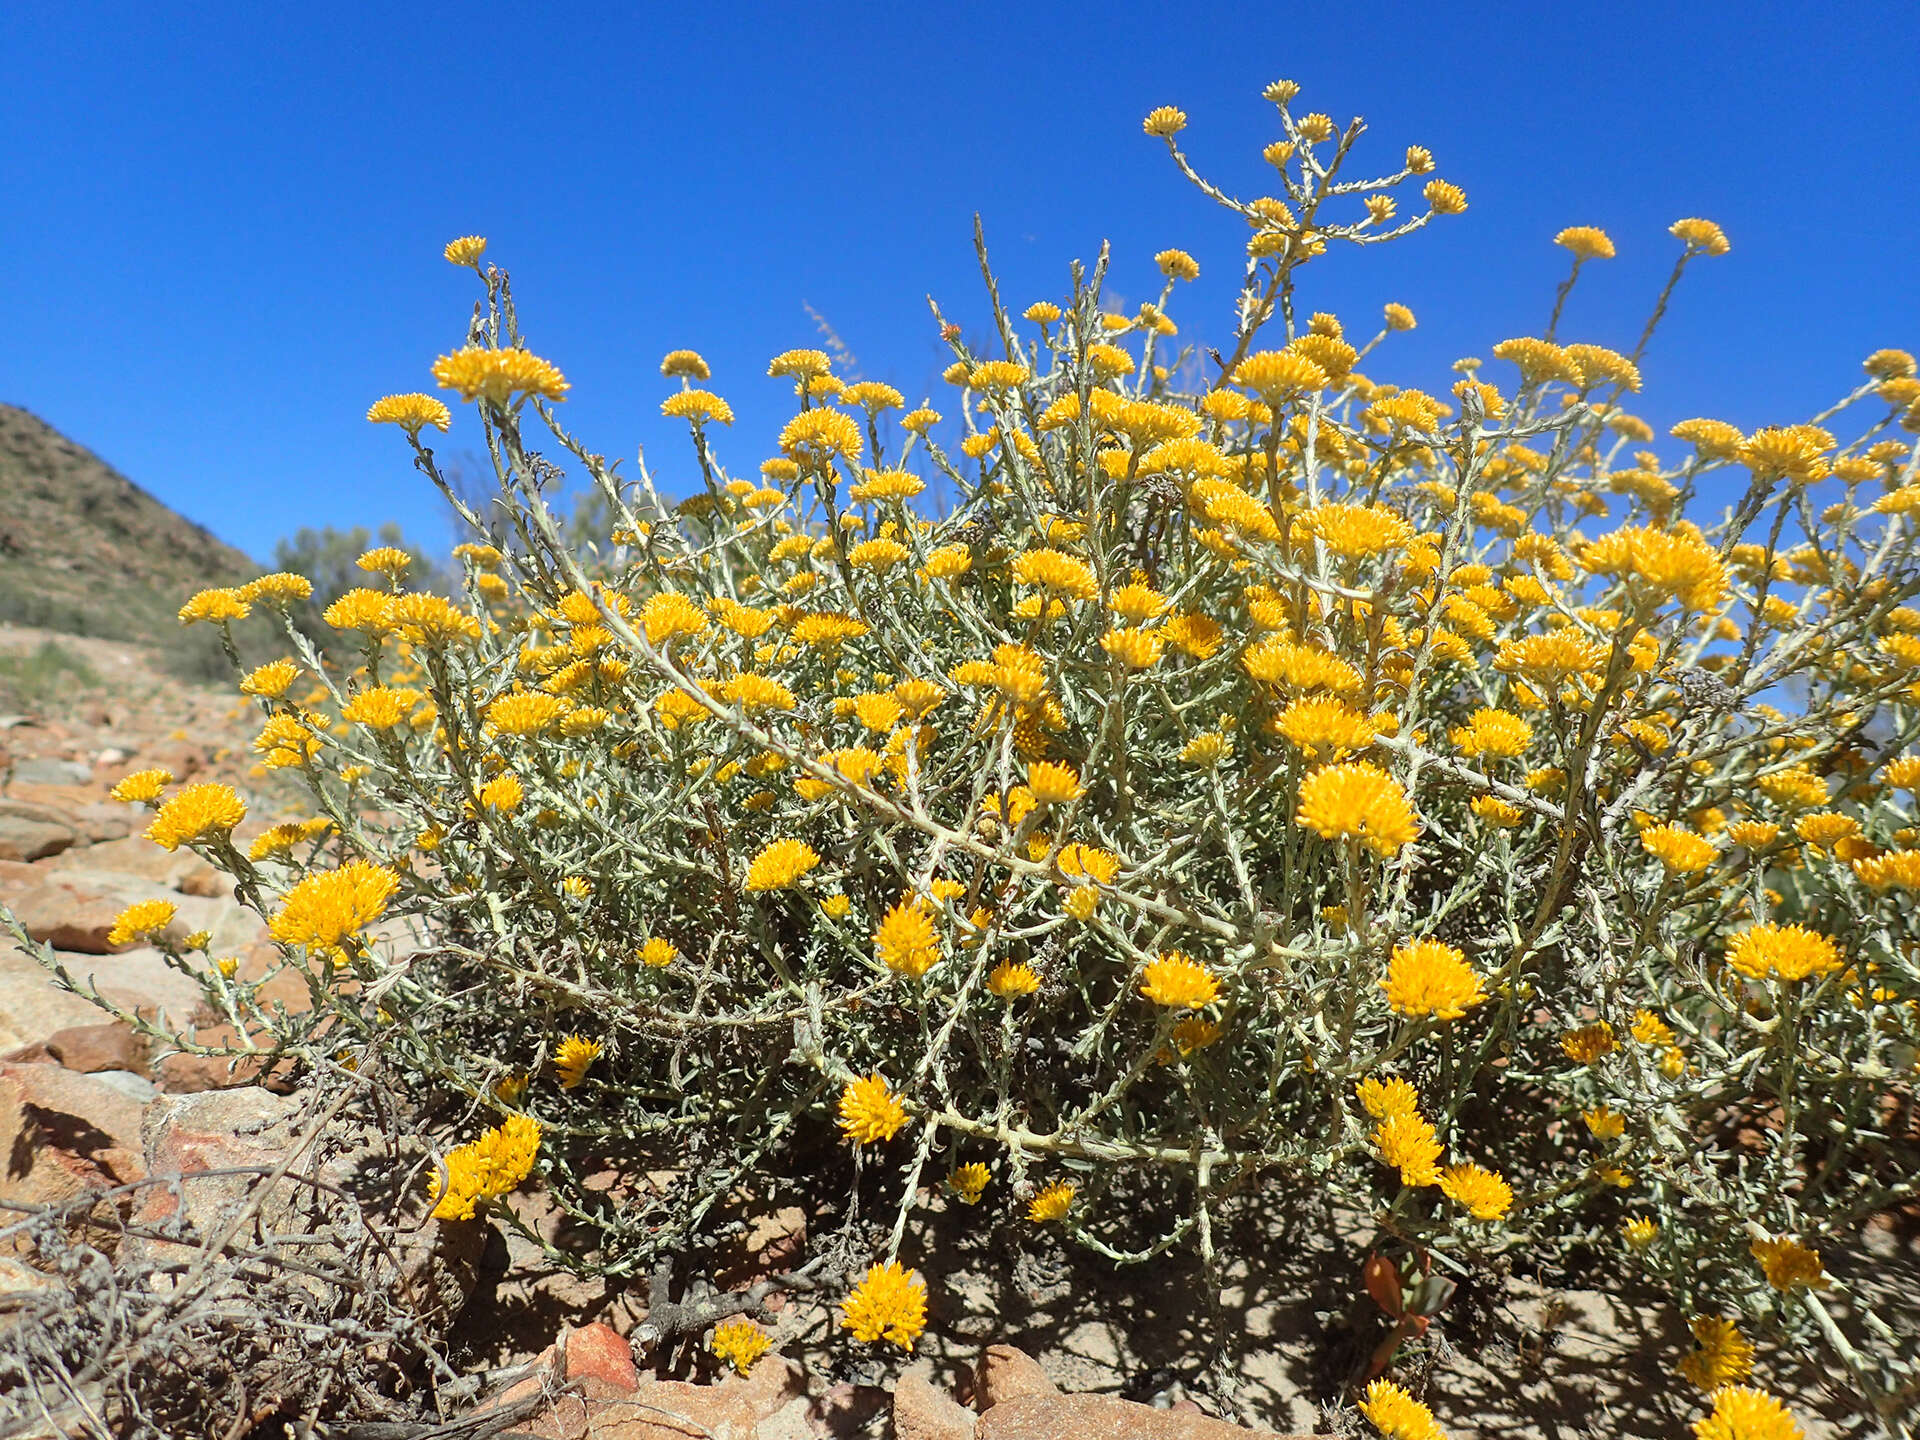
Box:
[84,80,1920,1435]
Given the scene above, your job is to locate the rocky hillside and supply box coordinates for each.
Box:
[0,403,257,646]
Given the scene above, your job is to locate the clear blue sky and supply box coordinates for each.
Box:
[5,2,1916,564]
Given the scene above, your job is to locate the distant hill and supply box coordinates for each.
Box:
[0,403,258,647]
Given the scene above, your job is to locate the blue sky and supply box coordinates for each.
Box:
[4,2,1916,564]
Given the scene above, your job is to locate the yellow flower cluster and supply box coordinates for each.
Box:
[429,1114,540,1221]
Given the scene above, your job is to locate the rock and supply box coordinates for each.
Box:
[563,1321,639,1392]
[809,1380,890,1437]
[86,1069,157,1103]
[717,1202,808,1297]
[894,1369,976,1440]
[176,865,229,899]
[10,758,93,787]
[5,785,124,842]
[977,1394,1319,1440]
[64,802,132,844]
[0,943,110,1051]
[6,881,140,954]
[0,1253,62,1298]
[975,1344,1061,1409]
[568,1356,807,1440]
[50,946,212,1029]
[143,741,205,781]
[128,1085,300,1257]
[0,1062,147,1255]
[0,801,76,862]
[3,1021,151,1075]
[42,836,211,892]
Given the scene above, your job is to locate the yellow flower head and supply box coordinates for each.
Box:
[1670,217,1731,257]
[342,687,408,731]
[240,659,300,698]
[249,821,312,861]
[848,537,910,571]
[1155,248,1200,280]
[838,1073,908,1144]
[1232,350,1328,401]
[1292,502,1415,559]
[1439,1161,1513,1221]
[744,839,821,892]
[1360,1378,1447,1440]
[487,691,569,737]
[641,591,709,647]
[661,390,734,426]
[394,592,482,647]
[710,1318,772,1376]
[1678,1315,1754,1392]
[478,773,524,812]
[324,588,397,634]
[443,235,487,267]
[1245,636,1363,692]
[840,1261,926,1350]
[433,345,570,405]
[554,1035,601,1089]
[660,348,711,380]
[1726,923,1842,983]
[849,469,924,503]
[1561,1021,1617,1064]
[1142,106,1187,138]
[1640,823,1717,874]
[1373,1109,1443,1187]
[146,782,246,852]
[768,347,831,380]
[1028,1181,1076,1223]
[1382,940,1486,1021]
[1101,627,1164,669]
[367,393,452,436]
[1356,1076,1420,1120]
[1580,525,1727,611]
[640,937,678,968]
[110,768,174,805]
[1274,697,1376,760]
[778,408,864,465]
[1692,1388,1803,1440]
[1140,952,1220,1009]
[428,1114,539,1221]
[874,899,941,979]
[268,859,400,955]
[1296,761,1419,858]
[1739,426,1830,485]
[1582,1106,1626,1140]
[1554,226,1616,261]
[178,588,250,626]
[1012,548,1097,600]
[107,898,176,948]
[1750,1235,1828,1292]
[988,960,1041,1000]
[1495,632,1609,680]
[1451,708,1531,759]
[947,1163,991,1204]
